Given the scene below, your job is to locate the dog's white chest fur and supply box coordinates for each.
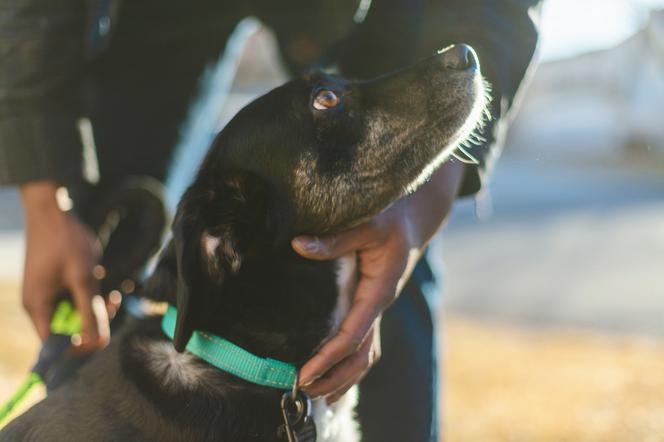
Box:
[331,253,358,332]
[308,253,360,442]
[311,386,359,442]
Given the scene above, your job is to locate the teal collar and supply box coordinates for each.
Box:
[161,305,297,390]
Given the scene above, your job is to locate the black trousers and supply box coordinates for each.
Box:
[82,2,438,440]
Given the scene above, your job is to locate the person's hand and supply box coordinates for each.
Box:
[292,160,466,404]
[20,182,110,352]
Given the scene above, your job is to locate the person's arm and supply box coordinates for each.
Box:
[1,0,108,349]
[420,0,542,196]
[0,0,87,185]
[295,0,542,401]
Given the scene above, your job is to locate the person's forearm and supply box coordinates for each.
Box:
[0,0,86,186]
[430,0,541,97]
[20,181,66,222]
[402,160,465,249]
[422,0,542,196]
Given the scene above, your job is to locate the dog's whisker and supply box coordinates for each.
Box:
[452,145,481,165]
[467,132,487,145]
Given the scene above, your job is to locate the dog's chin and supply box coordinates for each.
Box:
[406,76,490,194]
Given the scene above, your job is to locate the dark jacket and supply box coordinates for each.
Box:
[0,0,541,195]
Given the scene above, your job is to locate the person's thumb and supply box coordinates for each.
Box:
[70,275,109,351]
[292,223,382,260]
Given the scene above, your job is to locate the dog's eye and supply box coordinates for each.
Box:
[313,90,339,110]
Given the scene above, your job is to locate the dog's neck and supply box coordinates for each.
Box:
[127,250,358,439]
[154,243,354,364]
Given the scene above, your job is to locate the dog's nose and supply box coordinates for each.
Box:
[439,44,478,71]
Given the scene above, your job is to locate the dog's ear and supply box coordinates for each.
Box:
[141,239,178,303]
[170,170,288,351]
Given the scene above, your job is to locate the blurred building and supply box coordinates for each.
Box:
[506,9,664,158]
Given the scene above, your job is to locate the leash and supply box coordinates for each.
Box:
[0,178,167,427]
[0,374,41,425]
[0,301,81,425]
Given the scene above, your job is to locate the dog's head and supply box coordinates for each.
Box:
[154,44,487,354]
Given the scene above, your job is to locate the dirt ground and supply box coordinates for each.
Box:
[0,282,43,425]
[1,281,663,440]
[443,315,664,442]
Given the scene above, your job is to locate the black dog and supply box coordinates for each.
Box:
[0,44,486,442]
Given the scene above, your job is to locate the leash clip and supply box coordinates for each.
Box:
[277,371,316,442]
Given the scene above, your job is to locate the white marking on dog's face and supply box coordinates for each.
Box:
[331,254,358,335]
[202,232,221,259]
[138,339,216,390]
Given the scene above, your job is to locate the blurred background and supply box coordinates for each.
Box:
[1,0,663,440]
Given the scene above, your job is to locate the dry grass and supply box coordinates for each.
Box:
[0,282,44,426]
[0,282,39,390]
[444,316,664,442]
[2,282,664,440]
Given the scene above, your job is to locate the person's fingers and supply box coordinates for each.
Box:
[326,322,381,405]
[106,290,123,320]
[69,271,108,351]
[292,221,385,260]
[325,373,364,405]
[307,356,365,402]
[91,294,110,344]
[325,339,381,405]
[299,299,375,386]
[300,275,394,385]
[303,324,377,399]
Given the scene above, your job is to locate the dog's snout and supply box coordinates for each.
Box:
[439,44,478,71]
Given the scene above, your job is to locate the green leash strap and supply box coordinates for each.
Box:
[49,301,82,336]
[0,373,41,424]
[0,301,81,425]
[161,305,297,390]
[2,303,296,426]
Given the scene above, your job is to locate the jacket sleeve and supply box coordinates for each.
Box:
[0,0,86,186]
[428,0,542,196]
[338,0,542,197]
